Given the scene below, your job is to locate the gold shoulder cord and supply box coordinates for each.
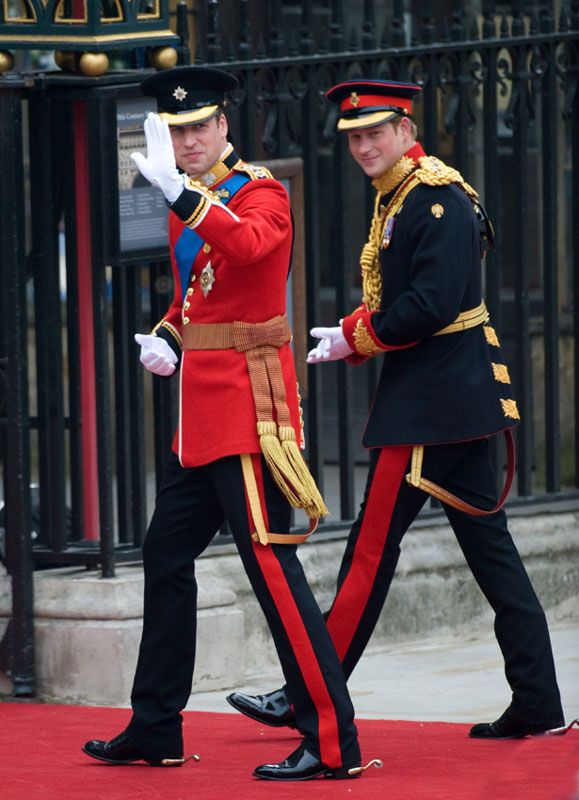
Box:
[359,156,479,311]
[360,175,421,310]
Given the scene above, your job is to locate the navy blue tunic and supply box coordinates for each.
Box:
[343,177,519,447]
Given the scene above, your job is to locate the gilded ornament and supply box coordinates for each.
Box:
[79,52,109,77]
[54,50,76,72]
[350,92,360,107]
[491,363,511,384]
[484,325,500,347]
[150,46,178,71]
[0,51,14,74]
[352,319,384,356]
[500,399,520,420]
[431,203,444,219]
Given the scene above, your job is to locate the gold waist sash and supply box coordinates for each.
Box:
[182,314,328,530]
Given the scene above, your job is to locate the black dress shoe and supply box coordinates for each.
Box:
[253,741,360,781]
[226,688,297,729]
[469,705,565,740]
[82,731,183,766]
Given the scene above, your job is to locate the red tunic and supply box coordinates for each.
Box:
[157,167,302,467]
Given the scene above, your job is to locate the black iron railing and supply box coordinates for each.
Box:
[1,0,578,695]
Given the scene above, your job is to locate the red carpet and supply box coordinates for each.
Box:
[0,704,577,800]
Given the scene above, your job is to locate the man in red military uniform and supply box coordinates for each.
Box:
[82,66,372,781]
[227,79,566,740]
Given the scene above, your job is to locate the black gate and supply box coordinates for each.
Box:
[1,0,578,696]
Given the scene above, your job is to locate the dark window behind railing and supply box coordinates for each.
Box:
[1,0,578,694]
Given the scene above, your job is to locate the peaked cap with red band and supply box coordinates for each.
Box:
[326,79,422,131]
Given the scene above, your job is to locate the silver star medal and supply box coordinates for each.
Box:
[200,262,215,297]
[173,86,188,101]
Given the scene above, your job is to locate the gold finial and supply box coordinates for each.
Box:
[151,46,178,71]
[54,51,77,72]
[79,52,109,77]
[0,50,14,75]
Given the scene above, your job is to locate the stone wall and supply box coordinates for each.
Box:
[0,507,577,705]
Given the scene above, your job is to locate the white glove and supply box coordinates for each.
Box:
[130,113,185,204]
[307,325,353,364]
[134,333,178,376]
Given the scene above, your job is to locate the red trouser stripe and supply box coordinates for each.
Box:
[244,454,342,769]
[326,446,412,661]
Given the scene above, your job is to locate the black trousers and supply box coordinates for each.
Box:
[126,451,359,768]
[298,438,563,725]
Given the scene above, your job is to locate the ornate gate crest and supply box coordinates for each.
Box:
[0,0,179,75]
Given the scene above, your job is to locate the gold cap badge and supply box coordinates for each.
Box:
[349,92,360,107]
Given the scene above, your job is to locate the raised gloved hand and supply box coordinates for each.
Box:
[134,333,178,376]
[130,113,185,204]
[307,324,353,364]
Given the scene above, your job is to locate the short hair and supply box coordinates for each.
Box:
[390,115,418,137]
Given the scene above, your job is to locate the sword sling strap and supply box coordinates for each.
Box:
[240,454,318,545]
[406,428,516,516]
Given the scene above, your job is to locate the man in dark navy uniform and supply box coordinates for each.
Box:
[227,79,566,740]
[81,66,373,781]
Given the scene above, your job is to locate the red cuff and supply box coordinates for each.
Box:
[343,310,421,357]
[343,311,389,357]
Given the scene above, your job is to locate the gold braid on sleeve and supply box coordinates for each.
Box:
[360,191,384,312]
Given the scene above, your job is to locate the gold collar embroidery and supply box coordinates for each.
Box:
[196,143,235,187]
[371,155,416,196]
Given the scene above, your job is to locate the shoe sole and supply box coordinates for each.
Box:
[253,769,359,781]
[469,727,562,740]
[82,746,179,767]
[226,695,297,730]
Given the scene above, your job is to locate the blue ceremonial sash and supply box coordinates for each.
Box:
[173,173,250,301]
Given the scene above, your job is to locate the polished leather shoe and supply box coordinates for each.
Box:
[226,687,297,729]
[82,731,182,766]
[253,741,359,781]
[469,705,564,739]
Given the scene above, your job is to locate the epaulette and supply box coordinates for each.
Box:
[234,161,274,181]
[414,156,478,200]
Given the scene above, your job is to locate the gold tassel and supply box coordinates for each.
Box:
[257,421,302,508]
[257,422,329,519]
[279,426,330,518]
